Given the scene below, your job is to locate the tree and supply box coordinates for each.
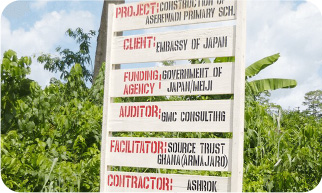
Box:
[1,50,102,192]
[303,90,322,117]
[1,50,33,133]
[93,0,124,83]
[37,28,96,82]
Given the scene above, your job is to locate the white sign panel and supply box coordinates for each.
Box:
[110,63,233,97]
[108,100,232,132]
[114,0,236,31]
[100,0,247,192]
[112,26,235,64]
[106,171,231,192]
[106,137,232,171]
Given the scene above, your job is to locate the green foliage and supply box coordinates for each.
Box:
[245,53,280,78]
[37,28,96,82]
[2,49,321,192]
[247,78,297,94]
[243,102,322,192]
[303,90,322,117]
[1,50,101,192]
[161,60,176,66]
[246,53,297,95]
[214,56,235,63]
[189,58,212,64]
[1,50,33,134]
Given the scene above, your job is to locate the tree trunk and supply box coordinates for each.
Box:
[93,0,124,84]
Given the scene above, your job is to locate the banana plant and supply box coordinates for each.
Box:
[245,53,297,95]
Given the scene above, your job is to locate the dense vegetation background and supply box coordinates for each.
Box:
[1,29,322,192]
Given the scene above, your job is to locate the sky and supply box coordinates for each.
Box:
[0,0,322,192]
[0,0,322,112]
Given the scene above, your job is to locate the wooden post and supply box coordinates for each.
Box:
[99,3,115,192]
[231,0,247,192]
[93,0,124,83]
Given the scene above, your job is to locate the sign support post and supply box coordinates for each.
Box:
[100,4,115,192]
[231,0,247,192]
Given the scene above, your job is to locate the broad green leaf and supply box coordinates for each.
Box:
[3,49,16,59]
[23,56,32,65]
[214,56,235,63]
[248,78,297,93]
[2,58,11,67]
[246,53,280,78]
[26,121,35,130]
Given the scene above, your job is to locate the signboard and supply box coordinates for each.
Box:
[111,63,234,97]
[108,100,232,132]
[107,171,231,192]
[100,0,246,192]
[112,26,235,64]
[113,0,237,31]
[106,137,232,171]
